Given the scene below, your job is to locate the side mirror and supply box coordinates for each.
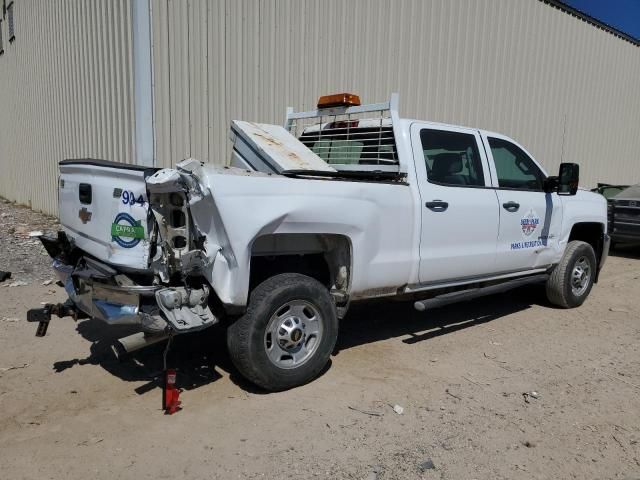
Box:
[558,163,579,196]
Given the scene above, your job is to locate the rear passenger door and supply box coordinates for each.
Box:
[482,133,563,272]
[411,123,500,283]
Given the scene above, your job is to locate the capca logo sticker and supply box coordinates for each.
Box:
[520,210,540,237]
[111,212,145,248]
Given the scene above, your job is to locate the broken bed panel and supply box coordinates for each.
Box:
[230,121,336,174]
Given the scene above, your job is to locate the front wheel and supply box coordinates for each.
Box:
[546,240,596,308]
[227,273,338,391]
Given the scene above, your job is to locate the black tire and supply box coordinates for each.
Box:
[227,273,338,391]
[546,240,597,308]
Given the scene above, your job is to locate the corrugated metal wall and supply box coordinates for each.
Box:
[151,0,640,188]
[1,1,638,214]
[0,0,135,214]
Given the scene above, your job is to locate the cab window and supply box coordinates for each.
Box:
[488,137,545,191]
[420,129,485,187]
[300,126,398,166]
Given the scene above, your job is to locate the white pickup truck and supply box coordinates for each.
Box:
[30,93,610,391]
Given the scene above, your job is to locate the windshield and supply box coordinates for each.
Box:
[614,184,640,199]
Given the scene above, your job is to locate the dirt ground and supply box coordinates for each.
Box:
[0,200,639,480]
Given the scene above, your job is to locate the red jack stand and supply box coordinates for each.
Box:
[163,368,182,415]
[162,333,181,415]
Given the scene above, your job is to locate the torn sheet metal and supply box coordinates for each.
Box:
[146,161,222,281]
[230,121,336,174]
[145,168,184,193]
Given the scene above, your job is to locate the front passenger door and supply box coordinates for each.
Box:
[483,134,563,273]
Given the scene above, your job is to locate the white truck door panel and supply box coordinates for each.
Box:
[482,134,563,272]
[493,190,562,271]
[411,123,499,283]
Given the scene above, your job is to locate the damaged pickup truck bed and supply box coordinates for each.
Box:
[31,93,610,391]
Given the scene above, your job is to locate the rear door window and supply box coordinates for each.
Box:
[420,129,485,187]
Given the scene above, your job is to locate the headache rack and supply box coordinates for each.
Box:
[285,93,403,174]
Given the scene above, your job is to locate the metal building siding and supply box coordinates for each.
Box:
[0,0,135,215]
[151,0,640,187]
[0,1,638,215]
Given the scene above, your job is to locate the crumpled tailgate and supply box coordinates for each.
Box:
[58,160,155,271]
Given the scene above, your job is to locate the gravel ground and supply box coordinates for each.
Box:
[0,198,60,284]
[0,200,639,480]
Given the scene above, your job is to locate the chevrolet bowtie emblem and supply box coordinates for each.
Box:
[79,207,92,224]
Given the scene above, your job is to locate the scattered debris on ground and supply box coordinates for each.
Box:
[445,388,462,400]
[348,405,384,417]
[418,458,436,471]
[609,306,630,313]
[0,198,59,284]
[0,363,29,373]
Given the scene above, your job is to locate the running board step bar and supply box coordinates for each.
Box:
[414,274,548,312]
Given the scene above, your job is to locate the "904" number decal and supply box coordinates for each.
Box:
[121,190,145,206]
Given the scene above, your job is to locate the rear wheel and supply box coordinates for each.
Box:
[546,240,596,308]
[227,273,338,391]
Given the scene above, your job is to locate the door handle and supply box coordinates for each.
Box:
[502,201,520,212]
[425,200,449,212]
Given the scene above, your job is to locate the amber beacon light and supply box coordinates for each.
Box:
[317,93,361,109]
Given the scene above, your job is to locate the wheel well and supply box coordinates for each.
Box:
[568,222,604,269]
[250,254,331,290]
[249,234,351,296]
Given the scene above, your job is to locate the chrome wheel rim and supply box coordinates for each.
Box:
[571,256,591,297]
[264,300,323,369]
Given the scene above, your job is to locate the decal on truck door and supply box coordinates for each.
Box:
[520,210,540,237]
[511,209,542,250]
[111,212,145,248]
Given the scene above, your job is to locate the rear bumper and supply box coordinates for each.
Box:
[52,256,218,333]
[54,260,166,331]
